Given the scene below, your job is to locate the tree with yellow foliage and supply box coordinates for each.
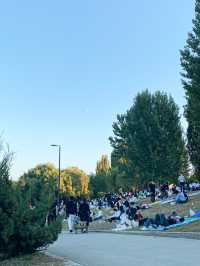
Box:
[62,167,89,196]
[96,155,111,175]
[60,171,73,195]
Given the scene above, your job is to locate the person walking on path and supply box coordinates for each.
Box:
[66,197,78,233]
[78,198,91,233]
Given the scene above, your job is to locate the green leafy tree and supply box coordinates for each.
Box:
[89,155,113,196]
[95,155,112,192]
[110,90,186,186]
[111,150,135,190]
[19,163,58,204]
[180,0,200,178]
[180,141,190,178]
[89,173,102,197]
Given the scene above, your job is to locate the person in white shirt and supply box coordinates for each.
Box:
[107,208,121,223]
[178,174,186,192]
[119,211,131,227]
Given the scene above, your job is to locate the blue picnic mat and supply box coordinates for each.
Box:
[141,217,200,231]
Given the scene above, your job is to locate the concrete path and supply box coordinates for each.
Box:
[48,232,200,266]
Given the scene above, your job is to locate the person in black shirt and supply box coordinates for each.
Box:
[78,198,91,233]
[66,197,77,233]
[149,181,156,202]
[127,202,138,221]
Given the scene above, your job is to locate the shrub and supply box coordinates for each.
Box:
[0,146,62,259]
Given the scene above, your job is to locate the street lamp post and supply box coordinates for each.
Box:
[51,144,61,202]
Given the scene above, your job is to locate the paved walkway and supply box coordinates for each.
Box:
[48,232,200,266]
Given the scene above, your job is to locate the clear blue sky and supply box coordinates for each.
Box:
[0,0,195,179]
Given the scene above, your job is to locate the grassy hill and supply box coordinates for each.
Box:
[89,192,200,233]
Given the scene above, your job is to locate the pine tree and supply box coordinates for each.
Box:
[180,0,200,178]
[0,148,15,257]
[1,160,62,259]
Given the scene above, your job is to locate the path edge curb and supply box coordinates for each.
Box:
[86,230,200,240]
[44,251,83,266]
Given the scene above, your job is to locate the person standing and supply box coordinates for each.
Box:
[178,174,186,192]
[149,181,156,202]
[66,197,77,233]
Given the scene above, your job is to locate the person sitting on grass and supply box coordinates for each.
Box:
[107,207,121,223]
[167,211,185,225]
[93,207,103,221]
[127,202,138,221]
[176,191,188,203]
[140,211,185,229]
[119,209,131,227]
[134,210,148,227]
[139,213,169,229]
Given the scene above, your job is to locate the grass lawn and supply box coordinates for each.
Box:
[1,252,64,266]
[169,220,200,232]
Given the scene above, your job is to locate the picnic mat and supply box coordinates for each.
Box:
[141,217,200,231]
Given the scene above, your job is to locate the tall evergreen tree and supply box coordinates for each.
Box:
[1,150,62,258]
[110,90,186,186]
[0,147,15,257]
[180,0,200,178]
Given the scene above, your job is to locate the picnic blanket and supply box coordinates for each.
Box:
[149,198,176,207]
[160,198,176,205]
[192,209,200,217]
[141,217,200,232]
[149,191,200,208]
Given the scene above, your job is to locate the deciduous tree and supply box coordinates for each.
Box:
[110,90,186,186]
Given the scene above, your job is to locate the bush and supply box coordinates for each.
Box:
[0,146,62,259]
[188,174,200,183]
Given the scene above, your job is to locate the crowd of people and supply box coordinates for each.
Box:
[105,200,185,230]
[48,175,200,233]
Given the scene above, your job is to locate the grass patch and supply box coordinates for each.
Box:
[1,252,64,266]
[140,193,200,218]
[169,220,200,232]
